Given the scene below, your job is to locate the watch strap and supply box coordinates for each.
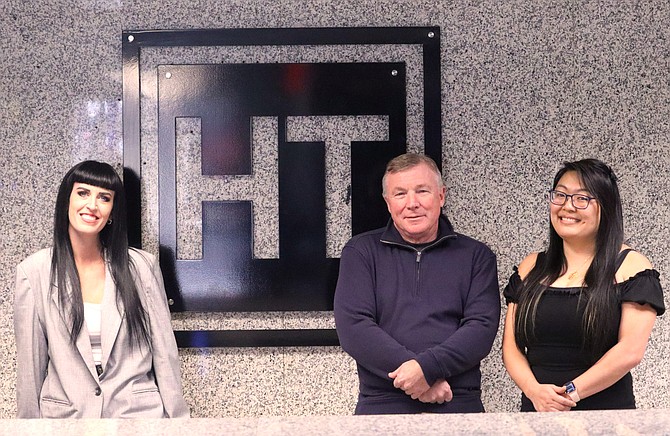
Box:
[564,381,580,402]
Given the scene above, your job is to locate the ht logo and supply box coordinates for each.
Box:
[157,62,407,311]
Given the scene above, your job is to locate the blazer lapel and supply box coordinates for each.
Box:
[75,321,99,380]
[100,262,123,371]
[50,278,99,380]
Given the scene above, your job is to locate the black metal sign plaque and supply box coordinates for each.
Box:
[122,27,441,346]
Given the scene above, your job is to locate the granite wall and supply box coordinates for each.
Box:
[1,0,668,418]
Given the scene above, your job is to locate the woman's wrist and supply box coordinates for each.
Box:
[563,381,580,402]
[519,377,540,398]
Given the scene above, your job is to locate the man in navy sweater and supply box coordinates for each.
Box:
[334,153,500,414]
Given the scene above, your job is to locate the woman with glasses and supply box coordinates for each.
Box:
[502,158,664,411]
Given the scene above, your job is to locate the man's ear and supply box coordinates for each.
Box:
[383,194,392,215]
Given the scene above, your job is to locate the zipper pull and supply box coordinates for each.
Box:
[416,251,422,263]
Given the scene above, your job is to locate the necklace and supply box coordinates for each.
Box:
[567,270,581,281]
[566,256,593,281]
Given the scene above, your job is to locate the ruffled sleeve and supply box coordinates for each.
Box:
[619,269,665,316]
[503,267,523,304]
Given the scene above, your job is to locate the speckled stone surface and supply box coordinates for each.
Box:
[2,409,670,435]
[1,0,670,420]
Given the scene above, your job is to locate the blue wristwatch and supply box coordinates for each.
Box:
[564,381,580,402]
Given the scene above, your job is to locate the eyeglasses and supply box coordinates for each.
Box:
[548,190,596,210]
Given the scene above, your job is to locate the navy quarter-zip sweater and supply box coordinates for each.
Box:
[334,215,500,414]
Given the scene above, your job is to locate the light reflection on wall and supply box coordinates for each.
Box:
[71,99,122,164]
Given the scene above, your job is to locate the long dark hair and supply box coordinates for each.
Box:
[515,159,623,358]
[51,160,149,347]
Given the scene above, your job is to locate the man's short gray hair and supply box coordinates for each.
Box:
[382,153,444,196]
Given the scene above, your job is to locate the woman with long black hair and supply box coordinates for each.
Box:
[14,160,189,418]
[502,159,664,411]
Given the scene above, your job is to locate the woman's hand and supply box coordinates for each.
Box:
[526,383,576,412]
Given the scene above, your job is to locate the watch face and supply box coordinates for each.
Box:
[564,382,576,393]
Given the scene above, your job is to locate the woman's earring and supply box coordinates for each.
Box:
[107,219,113,226]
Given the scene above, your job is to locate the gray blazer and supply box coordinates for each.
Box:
[14,248,189,418]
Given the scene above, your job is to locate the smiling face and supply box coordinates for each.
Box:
[68,182,115,241]
[383,162,446,244]
[550,171,600,244]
